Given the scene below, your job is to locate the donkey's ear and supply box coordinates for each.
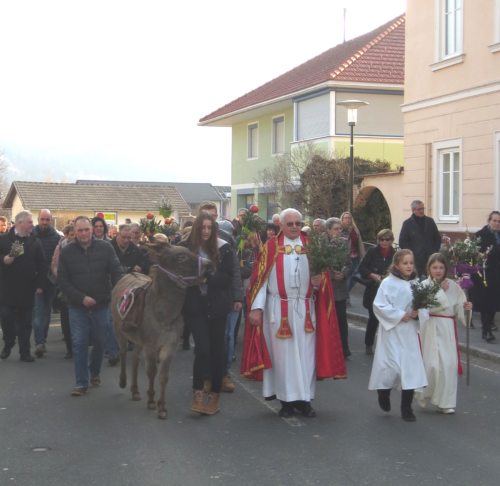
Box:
[143,243,161,263]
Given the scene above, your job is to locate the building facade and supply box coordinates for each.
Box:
[401,0,500,236]
[200,15,406,220]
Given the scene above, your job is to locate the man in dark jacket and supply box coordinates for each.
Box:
[107,224,148,364]
[399,200,441,277]
[32,209,61,358]
[57,216,123,396]
[0,211,47,362]
[110,224,148,274]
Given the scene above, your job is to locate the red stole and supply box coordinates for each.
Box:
[240,232,347,381]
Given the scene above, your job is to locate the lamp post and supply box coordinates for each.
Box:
[336,99,369,213]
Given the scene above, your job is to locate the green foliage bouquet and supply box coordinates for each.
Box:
[237,205,266,254]
[159,197,173,218]
[9,240,24,258]
[307,233,349,275]
[410,280,441,310]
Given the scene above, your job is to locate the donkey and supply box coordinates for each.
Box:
[111,240,210,419]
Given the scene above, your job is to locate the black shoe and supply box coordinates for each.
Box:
[482,330,496,343]
[278,402,295,418]
[491,325,498,331]
[293,401,317,418]
[343,349,352,358]
[378,390,391,412]
[108,356,119,366]
[0,346,12,359]
[401,408,416,422]
[20,354,35,362]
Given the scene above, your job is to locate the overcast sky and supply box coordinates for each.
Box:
[0,0,406,186]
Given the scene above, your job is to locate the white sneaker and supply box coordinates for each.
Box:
[440,408,455,414]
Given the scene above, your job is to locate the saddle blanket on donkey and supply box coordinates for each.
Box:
[114,272,152,331]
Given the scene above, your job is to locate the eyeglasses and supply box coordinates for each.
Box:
[286,221,304,228]
[379,238,393,242]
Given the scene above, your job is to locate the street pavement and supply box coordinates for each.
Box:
[1,311,500,486]
[347,284,500,364]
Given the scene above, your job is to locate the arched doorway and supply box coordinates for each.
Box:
[353,186,392,244]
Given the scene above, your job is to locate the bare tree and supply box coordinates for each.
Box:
[0,151,10,202]
[254,143,327,213]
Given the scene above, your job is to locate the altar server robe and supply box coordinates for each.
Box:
[368,274,428,391]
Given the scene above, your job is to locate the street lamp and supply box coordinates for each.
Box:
[336,99,369,212]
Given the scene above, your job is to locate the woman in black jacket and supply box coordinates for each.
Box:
[358,229,396,355]
[182,211,233,415]
[470,211,500,343]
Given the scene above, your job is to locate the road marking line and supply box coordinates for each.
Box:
[232,374,306,427]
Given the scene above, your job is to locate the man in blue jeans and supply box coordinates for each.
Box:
[57,216,123,396]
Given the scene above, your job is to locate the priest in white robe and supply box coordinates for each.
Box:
[248,209,321,418]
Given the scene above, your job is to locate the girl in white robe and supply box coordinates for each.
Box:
[416,253,472,414]
[368,249,428,422]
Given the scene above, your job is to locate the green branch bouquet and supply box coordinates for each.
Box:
[410,280,441,310]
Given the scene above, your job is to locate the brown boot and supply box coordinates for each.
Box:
[191,389,205,413]
[202,392,220,415]
[221,374,235,393]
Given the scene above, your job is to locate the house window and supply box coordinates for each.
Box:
[244,195,254,208]
[432,0,465,69]
[295,93,330,141]
[272,116,285,155]
[442,0,463,58]
[248,123,258,159]
[434,141,461,222]
[496,132,500,208]
[490,0,500,52]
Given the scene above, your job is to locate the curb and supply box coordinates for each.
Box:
[347,311,500,365]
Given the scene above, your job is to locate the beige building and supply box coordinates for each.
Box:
[399,0,500,236]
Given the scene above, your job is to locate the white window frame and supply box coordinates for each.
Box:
[495,132,500,209]
[247,122,259,160]
[432,0,464,70]
[272,115,285,155]
[433,138,462,223]
[489,0,500,52]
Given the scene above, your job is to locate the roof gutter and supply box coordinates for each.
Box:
[199,81,403,127]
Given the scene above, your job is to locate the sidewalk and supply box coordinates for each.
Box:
[347,284,500,364]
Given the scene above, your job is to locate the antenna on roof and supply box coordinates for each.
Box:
[343,8,346,43]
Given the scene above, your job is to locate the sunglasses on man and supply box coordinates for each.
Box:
[286,221,304,228]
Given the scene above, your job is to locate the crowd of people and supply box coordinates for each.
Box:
[1,200,499,422]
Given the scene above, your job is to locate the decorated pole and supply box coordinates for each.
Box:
[465,306,471,386]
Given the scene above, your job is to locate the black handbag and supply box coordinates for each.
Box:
[352,272,372,286]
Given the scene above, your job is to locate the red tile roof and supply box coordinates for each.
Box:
[200,15,405,124]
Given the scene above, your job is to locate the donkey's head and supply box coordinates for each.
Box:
[145,241,213,288]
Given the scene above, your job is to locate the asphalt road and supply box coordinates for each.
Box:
[1,320,500,486]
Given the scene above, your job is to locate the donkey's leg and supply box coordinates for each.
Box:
[156,341,177,420]
[118,332,128,389]
[131,344,142,401]
[145,350,157,411]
